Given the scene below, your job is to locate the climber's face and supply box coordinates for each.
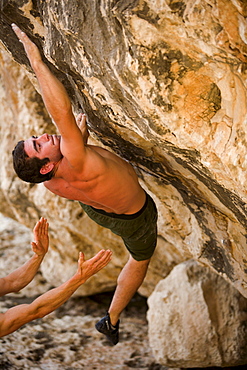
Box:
[24,133,62,163]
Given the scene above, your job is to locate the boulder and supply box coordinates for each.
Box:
[148,260,247,367]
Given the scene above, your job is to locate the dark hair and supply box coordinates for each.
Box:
[12,140,54,183]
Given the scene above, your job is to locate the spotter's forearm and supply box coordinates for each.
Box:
[0,254,44,296]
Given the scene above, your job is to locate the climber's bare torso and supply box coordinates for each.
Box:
[44,142,146,215]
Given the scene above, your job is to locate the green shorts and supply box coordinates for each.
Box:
[79,193,158,261]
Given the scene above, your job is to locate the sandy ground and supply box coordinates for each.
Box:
[1,291,247,370]
[0,291,168,370]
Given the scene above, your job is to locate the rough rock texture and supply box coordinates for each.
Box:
[148,260,247,368]
[1,0,247,367]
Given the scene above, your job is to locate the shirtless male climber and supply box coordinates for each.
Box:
[0,217,112,338]
[11,23,158,345]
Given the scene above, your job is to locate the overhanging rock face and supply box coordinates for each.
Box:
[0,1,247,299]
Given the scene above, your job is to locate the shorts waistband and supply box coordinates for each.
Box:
[89,192,150,220]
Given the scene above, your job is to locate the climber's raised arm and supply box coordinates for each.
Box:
[11,23,87,169]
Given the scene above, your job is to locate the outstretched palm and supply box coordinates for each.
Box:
[77,250,112,281]
[32,217,49,256]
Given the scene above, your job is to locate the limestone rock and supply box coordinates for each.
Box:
[0,0,247,307]
[147,260,247,367]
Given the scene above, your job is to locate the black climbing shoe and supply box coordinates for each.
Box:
[95,312,120,345]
